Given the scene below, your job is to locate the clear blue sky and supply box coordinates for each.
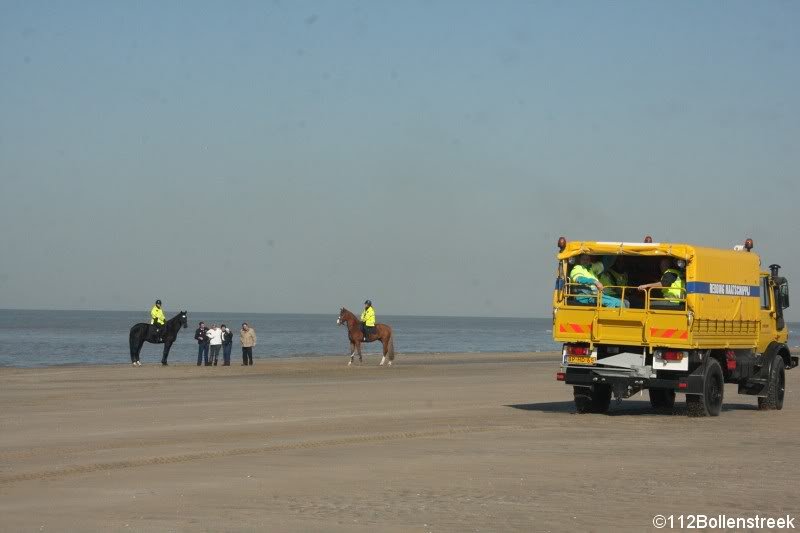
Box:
[1,1,798,318]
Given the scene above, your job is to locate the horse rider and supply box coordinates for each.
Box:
[360,300,376,341]
[150,299,166,342]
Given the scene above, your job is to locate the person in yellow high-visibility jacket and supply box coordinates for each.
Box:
[637,258,685,308]
[150,299,166,342]
[360,300,376,341]
[597,256,629,298]
[569,255,628,308]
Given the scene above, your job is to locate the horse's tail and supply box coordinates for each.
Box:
[387,328,395,361]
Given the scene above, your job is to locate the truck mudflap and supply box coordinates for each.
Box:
[564,366,705,399]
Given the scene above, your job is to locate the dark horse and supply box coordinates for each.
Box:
[337,307,395,366]
[128,311,188,366]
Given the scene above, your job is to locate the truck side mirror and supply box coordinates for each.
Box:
[779,282,790,309]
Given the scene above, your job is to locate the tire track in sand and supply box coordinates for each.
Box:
[0,425,519,485]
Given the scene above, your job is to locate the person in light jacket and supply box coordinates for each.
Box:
[240,322,256,366]
[207,324,223,366]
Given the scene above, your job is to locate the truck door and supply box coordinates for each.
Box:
[758,274,777,353]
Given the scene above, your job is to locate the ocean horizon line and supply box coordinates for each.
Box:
[0,308,549,321]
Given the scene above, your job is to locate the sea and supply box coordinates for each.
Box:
[0,309,560,367]
[0,310,796,368]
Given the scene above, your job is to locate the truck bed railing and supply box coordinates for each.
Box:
[560,283,686,312]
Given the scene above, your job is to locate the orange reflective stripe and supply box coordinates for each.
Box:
[557,323,591,333]
[564,323,591,333]
[650,328,688,339]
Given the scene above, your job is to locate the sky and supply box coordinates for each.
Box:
[1,0,798,318]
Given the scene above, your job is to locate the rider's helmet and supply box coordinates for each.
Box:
[364,300,372,306]
[155,299,162,305]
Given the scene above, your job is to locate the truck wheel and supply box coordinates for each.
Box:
[649,389,676,411]
[686,358,724,417]
[758,354,785,411]
[573,385,612,414]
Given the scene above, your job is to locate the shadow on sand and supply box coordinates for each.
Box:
[506,400,758,416]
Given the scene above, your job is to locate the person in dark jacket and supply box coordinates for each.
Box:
[221,324,234,366]
[194,321,210,366]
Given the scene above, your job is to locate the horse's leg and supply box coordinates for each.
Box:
[130,329,142,365]
[380,338,386,366]
[357,340,363,364]
[135,337,145,365]
[129,332,137,364]
[348,341,356,366]
[130,327,145,365]
[162,340,172,365]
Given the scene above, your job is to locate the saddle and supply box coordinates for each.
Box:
[147,324,165,343]
[361,325,377,341]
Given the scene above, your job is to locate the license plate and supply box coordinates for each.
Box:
[567,355,595,365]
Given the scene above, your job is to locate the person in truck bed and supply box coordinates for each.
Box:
[597,256,628,298]
[569,254,628,308]
[637,258,685,309]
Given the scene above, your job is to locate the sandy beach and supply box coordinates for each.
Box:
[1,352,798,532]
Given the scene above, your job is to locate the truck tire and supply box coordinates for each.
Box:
[686,358,724,417]
[758,354,785,411]
[649,389,676,411]
[573,384,612,414]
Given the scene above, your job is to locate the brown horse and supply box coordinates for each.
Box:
[337,307,395,366]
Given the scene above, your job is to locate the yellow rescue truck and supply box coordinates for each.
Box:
[552,237,795,416]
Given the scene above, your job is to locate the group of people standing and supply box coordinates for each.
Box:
[194,322,257,366]
[149,300,258,366]
[147,299,379,367]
